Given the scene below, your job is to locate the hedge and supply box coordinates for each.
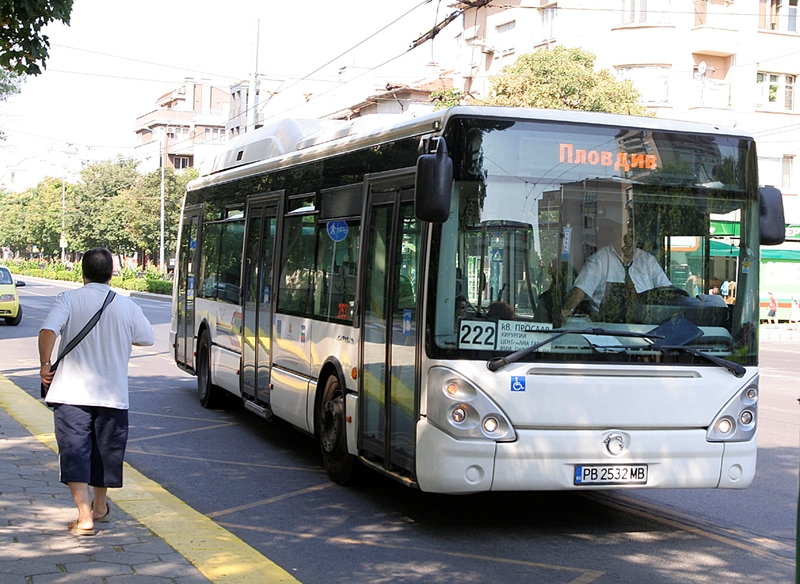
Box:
[2,263,172,296]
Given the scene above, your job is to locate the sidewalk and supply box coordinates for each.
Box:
[759,322,800,343]
[0,376,299,584]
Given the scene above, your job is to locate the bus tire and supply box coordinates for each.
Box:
[197,331,226,409]
[319,374,361,485]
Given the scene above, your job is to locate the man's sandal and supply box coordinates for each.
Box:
[67,521,96,536]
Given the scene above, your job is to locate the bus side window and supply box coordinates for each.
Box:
[199,222,221,299]
[278,214,317,316]
[314,221,360,322]
[217,221,244,303]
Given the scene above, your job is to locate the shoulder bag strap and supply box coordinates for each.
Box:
[51,291,116,369]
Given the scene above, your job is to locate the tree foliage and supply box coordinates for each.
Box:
[0,161,196,266]
[67,159,140,255]
[480,46,650,116]
[0,68,22,100]
[0,0,74,75]
[430,88,464,111]
[121,166,198,259]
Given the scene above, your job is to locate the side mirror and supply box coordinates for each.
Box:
[415,137,453,223]
[759,186,785,245]
[15,280,25,287]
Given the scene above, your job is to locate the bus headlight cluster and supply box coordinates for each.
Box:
[427,367,516,442]
[706,382,758,443]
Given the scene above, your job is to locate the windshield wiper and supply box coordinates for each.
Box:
[486,328,664,372]
[650,344,746,378]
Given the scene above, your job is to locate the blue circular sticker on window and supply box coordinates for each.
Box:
[327,221,348,242]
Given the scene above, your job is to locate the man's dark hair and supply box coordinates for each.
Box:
[82,248,114,283]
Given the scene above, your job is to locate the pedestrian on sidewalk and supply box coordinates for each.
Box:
[790,297,800,330]
[767,292,778,327]
[38,248,155,536]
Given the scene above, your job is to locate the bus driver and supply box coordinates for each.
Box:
[561,214,671,322]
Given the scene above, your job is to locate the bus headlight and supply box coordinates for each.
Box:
[426,367,516,442]
[706,381,758,442]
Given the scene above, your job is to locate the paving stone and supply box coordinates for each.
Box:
[0,405,211,584]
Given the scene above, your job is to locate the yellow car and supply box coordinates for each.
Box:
[0,266,24,326]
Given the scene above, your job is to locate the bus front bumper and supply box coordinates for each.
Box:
[415,419,755,494]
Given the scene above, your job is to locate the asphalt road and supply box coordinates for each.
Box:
[1,277,797,584]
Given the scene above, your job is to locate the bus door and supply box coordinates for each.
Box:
[176,205,201,369]
[241,195,281,405]
[361,172,421,476]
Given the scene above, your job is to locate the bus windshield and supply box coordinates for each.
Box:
[431,117,760,366]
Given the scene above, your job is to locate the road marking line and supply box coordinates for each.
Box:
[126,449,324,474]
[0,374,299,584]
[207,483,335,518]
[126,422,238,443]
[219,520,604,582]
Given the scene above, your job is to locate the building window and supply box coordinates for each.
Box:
[497,20,515,34]
[174,156,190,169]
[783,155,794,191]
[757,72,796,110]
[694,0,707,26]
[540,6,556,42]
[617,66,670,105]
[621,0,671,25]
[760,0,799,31]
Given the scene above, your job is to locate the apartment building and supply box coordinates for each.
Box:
[451,0,800,223]
[325,78,454,120]
[133,78,231,174]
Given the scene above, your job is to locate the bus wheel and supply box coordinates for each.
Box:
[320,374,360,485]
[197,331,225,409]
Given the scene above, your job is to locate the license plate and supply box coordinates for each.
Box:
[574,464,648,485]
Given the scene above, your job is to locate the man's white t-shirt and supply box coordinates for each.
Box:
[40,283,155,409]
[573,246,673,311]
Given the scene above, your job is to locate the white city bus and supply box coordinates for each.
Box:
[170,106,785,493]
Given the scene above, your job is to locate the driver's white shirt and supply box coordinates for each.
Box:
[573,246,672,311]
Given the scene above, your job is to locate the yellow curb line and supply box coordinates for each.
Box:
[0,374,300,584]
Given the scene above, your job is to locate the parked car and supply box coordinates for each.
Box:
[0,266,25,325]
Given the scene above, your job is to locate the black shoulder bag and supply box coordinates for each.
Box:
[40,291,116,399]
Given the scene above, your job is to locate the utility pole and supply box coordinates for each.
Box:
[60,177,66,263]
[246,19,259,132]
[159,137,165,272]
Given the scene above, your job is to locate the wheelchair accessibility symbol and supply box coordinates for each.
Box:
[511,376,526,392]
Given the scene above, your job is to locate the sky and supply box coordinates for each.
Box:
[0,0,458,190]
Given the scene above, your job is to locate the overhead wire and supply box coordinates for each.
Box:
[3,0,438,158]
[8,2,800,160]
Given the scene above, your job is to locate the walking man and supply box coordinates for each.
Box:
[767,291,778,327]
[39,248,154,536]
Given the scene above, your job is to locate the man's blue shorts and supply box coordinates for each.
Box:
[52,404,128,488]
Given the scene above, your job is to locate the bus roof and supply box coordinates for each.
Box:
[191,106,752,191]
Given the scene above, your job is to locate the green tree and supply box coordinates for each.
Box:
[481,46,650,115]
[67,159,140,257]
[0,189,30,253]
[430,88,463,111]
[23,176,64,257]
[0,68,22,100]
[0,0,74,75]
[122,166,197,264]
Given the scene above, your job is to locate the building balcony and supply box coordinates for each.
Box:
[688,26,739,57]
[134,109,196,132]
